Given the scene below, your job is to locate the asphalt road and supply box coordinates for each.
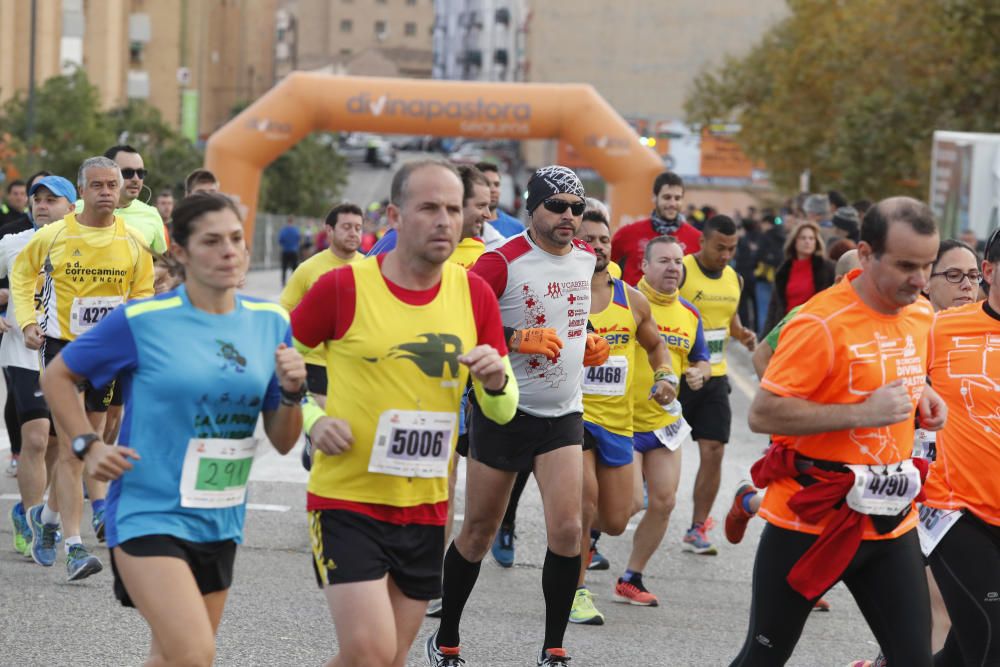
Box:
[0,269,881,666]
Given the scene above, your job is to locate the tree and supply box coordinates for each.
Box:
[258,134,349,217]
[105,100,202,199]
[1,68,113,182]
[684,0,1000,200]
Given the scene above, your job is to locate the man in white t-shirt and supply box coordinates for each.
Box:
[1,175,75,558]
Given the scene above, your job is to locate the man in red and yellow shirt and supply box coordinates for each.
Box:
[291,160,517,667]
[731,198,947,667]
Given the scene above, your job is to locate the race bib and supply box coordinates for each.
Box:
[369,410,455,478]
[653,417,692,452]
[70,296,123,336]
[913,428,937,461]
[845,460,922,516]
[705,328,727,365]
[179,437,258,509]
[917,504,962,557]
[582,355,629,396]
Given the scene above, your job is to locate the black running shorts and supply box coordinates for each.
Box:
[306,363,328,396]
[678,375,732,444]
[4,366,49,423]
[42,337,114,413]
[468,397,583,473]
[309,509,444,601]
[110,534,237,608]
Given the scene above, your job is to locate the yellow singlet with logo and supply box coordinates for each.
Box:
[632,284,702,432]
[280,250,361,367]
[583,278,637,437]
[679,254,740,377]
[308,257,478,507]
[11,213,154,342]
[449,237,486,270]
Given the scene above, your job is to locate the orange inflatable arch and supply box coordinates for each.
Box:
[205,72,663,238]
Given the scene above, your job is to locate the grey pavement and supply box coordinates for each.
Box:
[0,269,882,666]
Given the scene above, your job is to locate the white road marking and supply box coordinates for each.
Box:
[246,503,291,512]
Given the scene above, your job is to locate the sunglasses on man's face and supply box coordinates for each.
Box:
[542,198,586,216]
[121,168,148,180]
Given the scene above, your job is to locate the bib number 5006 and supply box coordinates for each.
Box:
[391,429,445,459]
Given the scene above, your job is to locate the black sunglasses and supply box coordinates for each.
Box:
[542,198,586,216]
[120,168,148,180]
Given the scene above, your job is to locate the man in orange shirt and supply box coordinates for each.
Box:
[920,228,1000,666]
[731,198,948,667]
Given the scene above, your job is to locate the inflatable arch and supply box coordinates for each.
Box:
[205,72,663,239]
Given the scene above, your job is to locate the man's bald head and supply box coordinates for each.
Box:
[834,249,860,281]
[861,196,937,257]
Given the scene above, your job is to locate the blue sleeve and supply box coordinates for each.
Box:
[262,324,292,411]
[366,228,397,257]
[689,316,710,363]
[61,307,139,388]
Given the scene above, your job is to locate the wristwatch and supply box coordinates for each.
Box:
[71,433,100,460]
[654,371,679,388]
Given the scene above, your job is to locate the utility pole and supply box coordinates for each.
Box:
[25,0,38,172]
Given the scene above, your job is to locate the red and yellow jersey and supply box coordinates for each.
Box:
[302,257,479,508]
[583,278,637,436]
[923,301,1000,525]
[758,269,934,540]
[11,213,154,342]
[279,249,361,367]
[449,237,486,270]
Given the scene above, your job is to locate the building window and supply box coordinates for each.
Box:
[404,22,416,36]
[129,42,144,65]
[375,20,387,35]
[340,48,352,57]
[406,0,416,4]
[376,0,387,4]
[340,19,353,32]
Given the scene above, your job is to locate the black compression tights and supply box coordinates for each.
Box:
[929,512,1000,667]
[729,523,932,667]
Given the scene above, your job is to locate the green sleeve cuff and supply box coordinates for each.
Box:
[471,356,518,425]
[302,393,326,436]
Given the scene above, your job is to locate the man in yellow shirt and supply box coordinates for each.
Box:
[280,202,363,407]
[75,145,167,254]
[450,166,491,270]
[14,156,154,581]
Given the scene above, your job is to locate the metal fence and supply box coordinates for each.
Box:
[250,212,325,270]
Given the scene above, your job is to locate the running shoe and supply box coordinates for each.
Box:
[66,543,103,581]
[568,588,604,625]
[537,648,572,665]
[846,662,872,667]
[425,598,443,618]
[27,504,58,567]
[491,524,515,568]
[587,547,610,571]
[725,481,758,545]
[5,454,18,477]
[10,504,31,557]
[682,519,718,555]
[614,575,659,607]
[812,597,831,612]
[424,631,465,666]
[92,506,106,543]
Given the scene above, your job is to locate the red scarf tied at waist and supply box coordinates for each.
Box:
[750,444,929,600]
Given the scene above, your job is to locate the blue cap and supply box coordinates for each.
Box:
[28,175,77,203]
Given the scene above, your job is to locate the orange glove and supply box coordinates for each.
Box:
[583,333,611,367]
[509,328,563,360]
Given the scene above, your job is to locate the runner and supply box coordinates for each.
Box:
[428,165,604,667]
[730,197,946,667]
[611,171,702,285]
[291,159,516,667]
[614,235,711,608]
[2,175,75,557]
[185,169,220,196]
[475,161,525,239]
[40,191,306,667]
[280,202,363,408]
[12,156,154,580]
[678,214,756,554]
[569,214,677,625]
